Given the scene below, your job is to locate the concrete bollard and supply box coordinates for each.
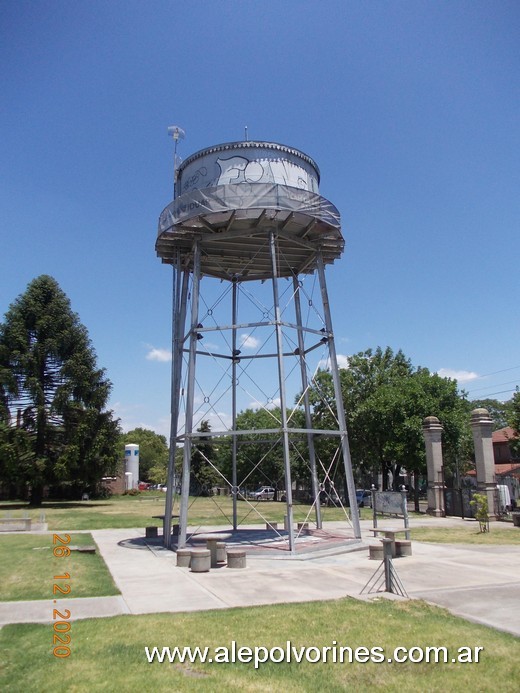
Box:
[227,548,247,569]
[395,540,412,557]
[369,544,384,560]
[176,547,192,567]
[216,541,227,564]
[190,548,211,572]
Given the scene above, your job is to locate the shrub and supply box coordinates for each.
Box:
[470,492,490,532]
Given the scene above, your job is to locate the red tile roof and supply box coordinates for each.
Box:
[466,463,520,477]
[495,463,520,477]
[492,427,518,443]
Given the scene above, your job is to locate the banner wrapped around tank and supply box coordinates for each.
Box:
[158,183,340,234]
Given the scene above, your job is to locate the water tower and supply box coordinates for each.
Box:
[124,444,139,490]
[156,138,361,553]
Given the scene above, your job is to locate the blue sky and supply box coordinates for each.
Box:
[1,0,519,437]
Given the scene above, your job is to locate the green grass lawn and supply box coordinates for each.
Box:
[0,533,119,601]
[1,499,519,691]
[411,523,520,545]
[1,598,519,692]
[0,495,370,531]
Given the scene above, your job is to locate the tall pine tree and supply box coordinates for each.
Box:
[0,275,120,504]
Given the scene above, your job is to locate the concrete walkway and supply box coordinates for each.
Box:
[1,517,519,637]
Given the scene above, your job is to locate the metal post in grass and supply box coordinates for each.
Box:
[401,487,410,540]
[383,538,393,593]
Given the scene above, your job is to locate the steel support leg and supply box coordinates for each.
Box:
[269,231,295,552]
[178,241,201,548]
[316,251,361,539]
[293,276,322,529]
[164,254,189,548]
[231,278,238,529]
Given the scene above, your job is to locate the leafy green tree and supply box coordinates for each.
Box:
[190,420,220,495]
[234,408,285,492]
[222,407,307,496]
[508,389,520,431]
[309,348,413,487]
[308,347,469,492]
[507,389,520,457]
[121,428,169,483]
[469,398,512,430]
[0,421,34,499]
[0,275,120,503]
[375,367,471,488]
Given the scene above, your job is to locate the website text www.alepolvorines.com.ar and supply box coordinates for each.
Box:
[145,641,483,668]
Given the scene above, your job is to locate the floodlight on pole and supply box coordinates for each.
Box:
[167,125,186,198]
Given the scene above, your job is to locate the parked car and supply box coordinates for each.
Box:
[356,489,372,508]
[248,486,275,501]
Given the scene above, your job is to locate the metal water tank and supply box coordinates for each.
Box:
[156,140,343,279]
[124,444,139,490]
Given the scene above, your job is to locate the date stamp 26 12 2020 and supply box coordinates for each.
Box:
[52,533,72,658]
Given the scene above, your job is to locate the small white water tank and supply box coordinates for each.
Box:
[124,444,140,490]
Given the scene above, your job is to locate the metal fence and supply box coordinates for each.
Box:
[443,488,476,519]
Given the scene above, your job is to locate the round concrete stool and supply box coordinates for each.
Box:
[265,522,278,531]
[145,526,158,538]
[216,541,227,564]
[190,548,211,572]
[297,522,309,532]
[395,539,412,557]
[369,544,384,560]
[176,547,192,567]
[227,548,247,569]
[191,534,232,568]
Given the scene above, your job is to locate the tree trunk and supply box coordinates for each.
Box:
[413,470,420,513]
[382,461,389,490]
[29,482,44,506]
[392,464,402,491]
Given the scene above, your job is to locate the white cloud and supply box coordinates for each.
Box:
[437,368,480,383]
[110,402,171,438]
[239,333,260,350]
[248,397,281,411]
[317,354,350,371]
[336,354,350,369]
[145,346,172,362]
[194,411,233,432]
